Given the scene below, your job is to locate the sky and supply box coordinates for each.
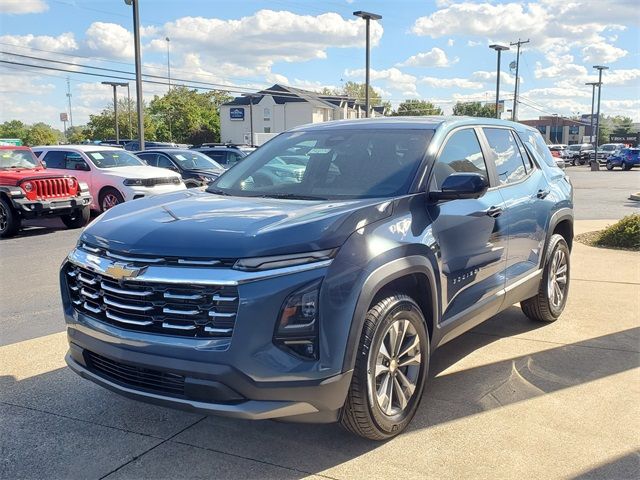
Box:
[0,0,638,128]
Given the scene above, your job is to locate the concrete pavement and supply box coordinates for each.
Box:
[1,219,638,479]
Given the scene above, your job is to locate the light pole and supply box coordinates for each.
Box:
[592,65,609,170]
[242,93,258,146]
[126,83,133,139]
[165,36,173,142]
[585,81,600,145]
[509,38,529,121]
[102,81,128,143]
[353,11,382,118]
[124,0,144,150]
[489,44,509,119]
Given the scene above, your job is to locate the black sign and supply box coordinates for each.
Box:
[230,108,245,120]
[609,134,639,143]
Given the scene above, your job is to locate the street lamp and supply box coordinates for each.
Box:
[165,36,173,142]
[489,44,510,119]
[585,81,600,146]
[241,93,259,146]
[353,11,382,118]
[101,81,129,143]
[124,0,144,150]
[592,65,609,170]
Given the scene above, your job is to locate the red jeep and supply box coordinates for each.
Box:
[0,146,92,238]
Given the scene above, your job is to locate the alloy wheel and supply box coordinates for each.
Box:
[0,203,7,232]
[372,319,421,416]
[102,193,120,210]
[547,249,568,309]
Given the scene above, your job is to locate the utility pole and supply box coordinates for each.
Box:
[102,81,128,143]
[592,65,609,171]
[585,81,600,145]
[353,11,382,118]
[125,0,145,150]
[489,44,510,119]
[510,38,529,122]
[126,83,133,139]
[66,77,73,128]
[165,36,173,142]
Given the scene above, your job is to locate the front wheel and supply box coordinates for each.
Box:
[521,234,570,322]
[622,161,632,171]
[99,188,124,212]
[0,197,21,238]
[606,161,614,170]
[61,206,90,229]
[340,294,429,440]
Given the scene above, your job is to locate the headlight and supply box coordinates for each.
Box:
[22,182,33,192]
[274,280,321,360]
[66,177,75,188]
[123,178,144,186]
[233,249,336,271]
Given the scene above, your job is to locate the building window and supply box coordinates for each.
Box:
[263,107,271,121]
[550,126,563,143]
[264,127,271,133]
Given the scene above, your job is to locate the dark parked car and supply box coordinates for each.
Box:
[124,141,178,151]
[136,149,224,187]
[563,143,594,165]
[605,148,640,170]
[60,117,573,440]
[193,145,255,169]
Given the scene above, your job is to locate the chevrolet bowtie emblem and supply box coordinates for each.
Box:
[104,262,146,281]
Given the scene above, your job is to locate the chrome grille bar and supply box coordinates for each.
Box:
[106,310,153,326]
[101,282,153,297]
[104,296,153,312]
[212,294,238,302]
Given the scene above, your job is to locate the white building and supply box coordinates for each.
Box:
[219,84,386,145]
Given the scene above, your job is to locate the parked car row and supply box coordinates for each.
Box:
[547,142,637,171]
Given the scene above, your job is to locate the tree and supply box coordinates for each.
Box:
[0,120,29,140]
[84,99,157,141]
[394,99,443,116]
[596,115,611,145]
[24,123,61,146]
[148,86,232,144]
[66,125,87,144]
[611,116,633,135]
[452,101,496,118]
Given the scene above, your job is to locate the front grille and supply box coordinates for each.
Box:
[79,243,236,268]
[66,264,239,338]
[31,178,72,199]
[84,351,185,397]
[144,177,181,187]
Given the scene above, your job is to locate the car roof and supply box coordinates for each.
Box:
[32,144,124,152]
[136,149,193,154]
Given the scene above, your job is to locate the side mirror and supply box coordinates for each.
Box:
[40,160,47,168]
[430,173,488,201]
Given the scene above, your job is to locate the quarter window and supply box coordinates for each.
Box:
[431,129,488,190]
[483,128,527,185]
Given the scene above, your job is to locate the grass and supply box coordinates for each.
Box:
[576,214,640,251]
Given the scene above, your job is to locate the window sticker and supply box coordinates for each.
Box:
[90,153,104,160]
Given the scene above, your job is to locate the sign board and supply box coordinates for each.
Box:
[60,112,69,122]
[0,138,23,146]
[569,125,579,135]
[609,134,639,143]
[230,108,245,121]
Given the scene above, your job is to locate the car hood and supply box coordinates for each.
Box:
[81,190,393,258]
[100,165,181,179]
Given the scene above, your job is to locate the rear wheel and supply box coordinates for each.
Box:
[99,188,124,212]
[0,197,20,238]
[622,161,632,171]
[521,234,570,322]
[61,206,90,229]
[340,294,429,440]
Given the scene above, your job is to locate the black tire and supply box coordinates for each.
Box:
[99,187,124,212]
[185,181,200,188]
[0,197,21,238]
[340,294,429,440]
[571,158,577,166]
[61,206,90,229]
[622,161,632,171]
[521,234,570,323]
[606,161,614,171]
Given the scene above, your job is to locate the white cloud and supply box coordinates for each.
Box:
[447,38,455,47]
[420,76,484,89]
[84,22,134,60]
[0,0,48,14]
[344,67,418,96]
[534,61,588,79]
[467,40,482,47]
[581,42,628,64]
[291,79,338,92]
[0,32,77,53]
[471,70,517,87]
[398,47,458,68]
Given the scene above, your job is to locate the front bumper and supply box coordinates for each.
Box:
[12,192,91,219]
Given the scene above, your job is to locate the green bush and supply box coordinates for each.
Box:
[594,214,640,250]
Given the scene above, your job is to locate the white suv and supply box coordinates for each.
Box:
[33,145,185,212]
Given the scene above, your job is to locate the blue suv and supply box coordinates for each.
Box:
[60,117,573,440]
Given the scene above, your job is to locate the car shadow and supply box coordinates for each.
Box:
[2,315,638,479]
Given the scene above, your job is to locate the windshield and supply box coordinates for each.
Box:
[172,151,222,170]
[0,149,39,169]
[87,150,145,168]
[211,129,433,200]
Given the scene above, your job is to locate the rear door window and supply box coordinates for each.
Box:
[483,128,528,185]
[137,153,157,166]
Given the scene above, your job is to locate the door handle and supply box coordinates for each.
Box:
[485,206,503,218]
[536,189,550,199]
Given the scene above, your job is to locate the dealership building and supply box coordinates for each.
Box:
[220,84,386,145]
[519,116,593,145]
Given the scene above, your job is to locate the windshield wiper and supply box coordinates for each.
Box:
[257,193,328,201]
[207,188,232,196]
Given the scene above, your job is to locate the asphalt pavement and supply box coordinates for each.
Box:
[1,167,639,479]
